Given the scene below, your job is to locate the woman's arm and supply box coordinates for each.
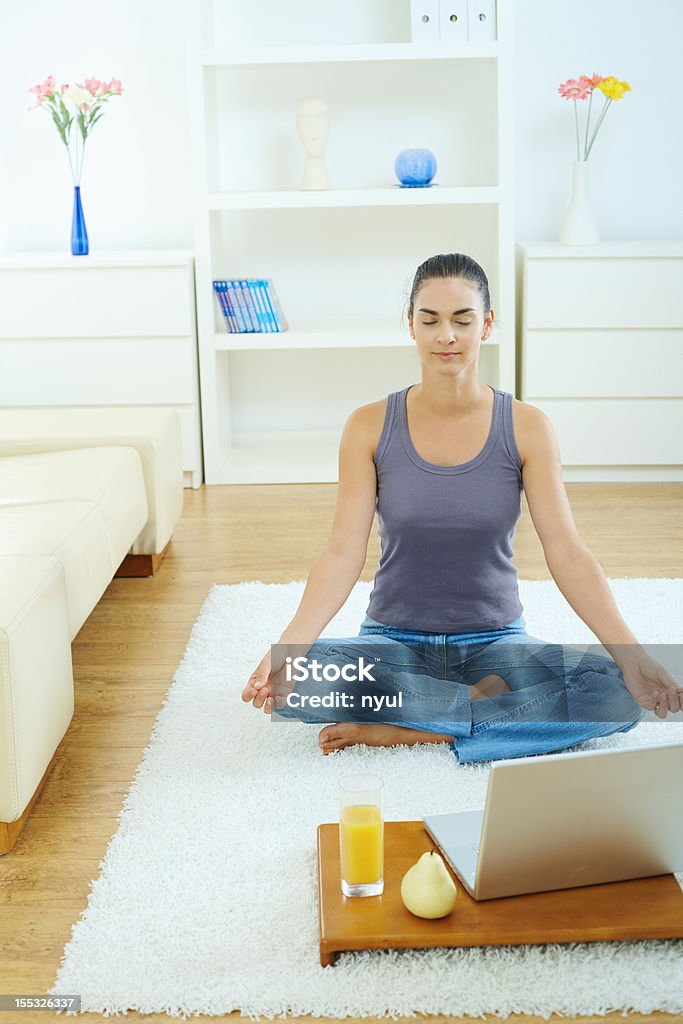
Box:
[540,547,638,661]
[242,404,381,711]
[276,547,368,645]
[516,402,640,662]
[276,403,381,645]
[515,403,683,717]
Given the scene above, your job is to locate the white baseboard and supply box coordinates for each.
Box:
[561,466,683,483]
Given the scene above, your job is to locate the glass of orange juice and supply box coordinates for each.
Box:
[338,773,384,897]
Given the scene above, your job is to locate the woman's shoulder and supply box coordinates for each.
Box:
[509,397,555,467]
[344,395,392,461]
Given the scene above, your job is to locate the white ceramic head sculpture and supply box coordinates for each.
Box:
[296,97,331,190]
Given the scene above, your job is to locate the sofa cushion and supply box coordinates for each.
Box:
[0,555,74,822]
[0,446,148,557]
[0,407,183,554]
[0,503,116,639]
[0,448,148,638]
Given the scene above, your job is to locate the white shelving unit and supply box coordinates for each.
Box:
[188,0,515,484]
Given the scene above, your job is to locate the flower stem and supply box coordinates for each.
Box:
[65,140,77,186]
[573,99,580,161]
[78,138,86,185]
[583,90,594,160]
[585,96,612,160]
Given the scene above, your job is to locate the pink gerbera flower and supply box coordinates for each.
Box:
[558,78,592,101]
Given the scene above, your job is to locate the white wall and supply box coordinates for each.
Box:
[0,0,194,251]
[0,0,680,252]
[513,0,683,241]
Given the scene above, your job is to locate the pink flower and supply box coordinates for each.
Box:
[82,76,103,96]
[558,77,591,101]
[27,74,58,110]
[27,70,125,180]
[580,73,606,89]
[81,76,123,97]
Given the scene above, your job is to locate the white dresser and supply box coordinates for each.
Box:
[0,249,203,488]
[516,241,683,481]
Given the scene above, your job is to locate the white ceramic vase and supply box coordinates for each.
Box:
[559,159,600,246]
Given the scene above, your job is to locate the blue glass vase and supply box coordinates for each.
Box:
[70,185,89,255]
[394,148,437,187]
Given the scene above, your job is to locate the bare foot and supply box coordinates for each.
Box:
[318,722,453,755]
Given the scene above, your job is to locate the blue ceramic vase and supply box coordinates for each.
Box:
[71,185,89,255]
[394,148,437,187]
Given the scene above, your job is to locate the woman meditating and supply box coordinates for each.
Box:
[242,252,682,762]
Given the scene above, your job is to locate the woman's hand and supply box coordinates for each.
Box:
[241,649,275,713]
[617,650,683,719]
[241,643,300,714]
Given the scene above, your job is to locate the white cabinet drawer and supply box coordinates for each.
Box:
[0,266,192,339]
[525,258,683,329]
[524,330,683,398]
[0,337,195,405]
[530,398,683,464]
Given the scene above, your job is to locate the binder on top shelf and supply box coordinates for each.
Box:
[439,0,468,41]
[466,0,497,41]
[410,0,439,42]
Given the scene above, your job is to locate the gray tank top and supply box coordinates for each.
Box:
[366,384,524,633]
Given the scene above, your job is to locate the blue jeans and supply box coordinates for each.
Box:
[273,613,645,764]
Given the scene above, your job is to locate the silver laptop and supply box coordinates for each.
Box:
[423,740,683,901]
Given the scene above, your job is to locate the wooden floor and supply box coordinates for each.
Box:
[2,482,682,1024]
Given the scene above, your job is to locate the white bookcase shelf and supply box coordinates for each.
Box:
[208,186,501,210]
[202,42,499,66]
[189,0,515,484]
[214,324,501,351]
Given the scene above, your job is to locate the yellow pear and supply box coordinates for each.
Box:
[400,849,457,919]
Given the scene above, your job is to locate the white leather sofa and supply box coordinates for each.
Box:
[0,406,184,854]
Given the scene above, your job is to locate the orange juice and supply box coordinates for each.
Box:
[339,803,383,884]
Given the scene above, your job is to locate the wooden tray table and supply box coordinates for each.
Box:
[316,819,683,967]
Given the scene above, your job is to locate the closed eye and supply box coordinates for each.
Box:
[422,320,470,326]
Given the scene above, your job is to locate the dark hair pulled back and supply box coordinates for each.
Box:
[405,253,491,326]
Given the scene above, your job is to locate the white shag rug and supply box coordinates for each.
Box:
[49,579,683,1021]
